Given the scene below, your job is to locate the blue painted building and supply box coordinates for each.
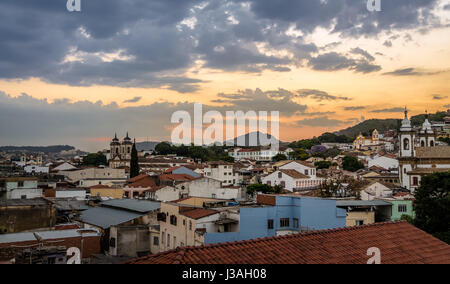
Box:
[205,195,347,244]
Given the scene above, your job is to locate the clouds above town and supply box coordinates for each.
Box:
[1,1,449,149]
[0,0,447,90]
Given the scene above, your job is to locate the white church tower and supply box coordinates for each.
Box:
[419,111,436,147]
[398,108,415,189]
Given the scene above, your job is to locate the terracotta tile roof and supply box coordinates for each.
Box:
[127,174,149,183]
[125,221,450,264]
[127,176,157,188]
[159,174,196,182]
[279,169,310,179]
[180,208,219,220]
[89,184,110,189]
[164,166,181,173]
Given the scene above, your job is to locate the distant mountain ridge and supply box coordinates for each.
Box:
[0,145,75,153]
[135,141,160,151]
[225,131,282,147]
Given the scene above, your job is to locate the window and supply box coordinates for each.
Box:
[403,138,410,150]
[398,204,407,213]
[293,218,299,229]
[304,170,309,175]
[189,220,192,230]
[18,181,24,187]
[212,194,217,199]
[170,215,177,226]
[161,232,165,244]
[167,234,170,247]
[421,141,425,147]
[278,172,282,178]
[267,219,274,229]
[412,177,419,186]
[153,236,159,246]
[430,141,435,147]
[356,220,364,226]
[280,218,290,228]
[109,238,116,248]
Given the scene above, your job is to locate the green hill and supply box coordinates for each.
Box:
[335,119,401,139]
[334,111,446,139]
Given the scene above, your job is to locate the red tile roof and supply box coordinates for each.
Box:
[159,174,196,182]
[125,221,450,264]
[279,169,310,179]
[127,176,157,188]
[180,208,219,220]
[127,174,149,183]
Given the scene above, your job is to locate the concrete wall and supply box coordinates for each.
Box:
[0,203,56,233]
[62,168,126,183]
[346,211,375,227]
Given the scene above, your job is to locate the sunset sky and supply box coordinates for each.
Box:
[1,0,450,151]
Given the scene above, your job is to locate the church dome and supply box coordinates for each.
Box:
[420,112,433,134]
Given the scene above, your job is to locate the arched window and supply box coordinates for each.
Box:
[403,138,410,150]
[430,140,434,147]
[421,141,425,147]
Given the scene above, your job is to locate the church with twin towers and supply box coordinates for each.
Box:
[109,132,135,169]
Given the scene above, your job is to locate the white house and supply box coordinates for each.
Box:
[279,161,318,178]
[203,162,241,186]
[360,182,395,201]
[262,169,323,192]
[145,186,181,202]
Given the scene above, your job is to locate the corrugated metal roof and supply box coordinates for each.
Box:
[0,229,100,244]
[336,200,392,207]
[79,207,144,229]
[101,199,160,213]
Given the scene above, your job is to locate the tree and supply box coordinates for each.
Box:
[342,156,364,172]
[83,152,107,167]
[246,184,283,197]
[413,172,450,244]
[315,161,332,170]
[155,142,173,155]
[130,142,140,178]
[272,154,288,162]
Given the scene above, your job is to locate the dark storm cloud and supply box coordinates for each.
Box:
[234,0,441,37]
[295,116,358,127]
[432,94,448,100]
[344,106,367,111]
[0,88,308,149]
[370,107,406,113]
[0,0,445,89]
[308,52,381,73]
[297,89,351,101]
[382,68,444,76]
